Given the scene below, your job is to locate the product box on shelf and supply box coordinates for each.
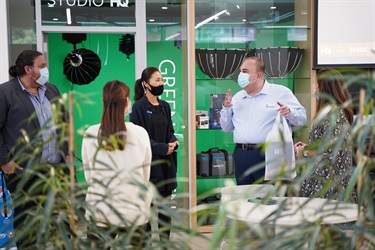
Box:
[196,110,209,129]
[209,94,225,129]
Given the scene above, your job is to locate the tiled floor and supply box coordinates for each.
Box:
[73,205,375,250]
[74,220,375,250]
[170,232,214,250]
[74,220,217,250]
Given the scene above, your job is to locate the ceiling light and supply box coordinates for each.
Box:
[167,9,229,41]
[165,33,180,41]
[66,8,72,25]
[162,6,168,10]
[236,5,240,9]
[53,18,59,21]
[265,25,307,29]
[195,10,227,29]
[270,6,276,10]
[242,19,247,22]
[149,19,155,22]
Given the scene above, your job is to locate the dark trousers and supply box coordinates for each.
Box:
[233,148,265,185]
[147,189,172,241]
[7,172,44,249]
[6,165,71,248]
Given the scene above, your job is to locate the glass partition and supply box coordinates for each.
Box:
[194,0,311,228]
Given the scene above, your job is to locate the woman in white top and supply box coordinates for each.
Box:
[82,80,152,249]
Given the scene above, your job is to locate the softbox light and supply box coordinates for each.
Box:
[253,47,304,78]
[119,34,135,60]
[195,49,247,79]
[63,48,101,85]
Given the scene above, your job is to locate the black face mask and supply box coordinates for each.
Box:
[148,84,164,96]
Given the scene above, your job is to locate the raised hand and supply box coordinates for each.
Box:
[224,89,233,107]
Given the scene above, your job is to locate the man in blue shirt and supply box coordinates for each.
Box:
[220,56,306,185]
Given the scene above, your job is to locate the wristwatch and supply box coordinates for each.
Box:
[303,150,309,157]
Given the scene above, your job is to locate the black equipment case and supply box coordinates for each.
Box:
[197,147,235,177]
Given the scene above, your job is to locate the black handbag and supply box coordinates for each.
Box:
[196,147,235,177]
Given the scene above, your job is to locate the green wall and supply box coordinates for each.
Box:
[48,33,136,184]
[48,33,187,192]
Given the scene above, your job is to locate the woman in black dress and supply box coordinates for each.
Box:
[130,67,179,241]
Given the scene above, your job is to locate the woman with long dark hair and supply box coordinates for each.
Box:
[82,80,152,248]
[130,67,179,241]
[295,69,356,202]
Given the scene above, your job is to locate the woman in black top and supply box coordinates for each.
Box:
[130,67,179,241]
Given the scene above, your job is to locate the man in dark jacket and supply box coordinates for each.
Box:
[0,50,69,247]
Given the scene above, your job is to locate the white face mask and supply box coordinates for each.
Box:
[125,99,132,116]
[33,67,49,86]
[237,72,257,88]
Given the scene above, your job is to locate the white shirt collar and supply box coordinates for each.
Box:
[241,80,270,99]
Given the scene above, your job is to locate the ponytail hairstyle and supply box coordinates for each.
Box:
[316,68,354,124]
[9,50,43,78]
[134,67,160,101]
[98,80,130,151]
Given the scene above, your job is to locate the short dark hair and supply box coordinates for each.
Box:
[244,56,265,73]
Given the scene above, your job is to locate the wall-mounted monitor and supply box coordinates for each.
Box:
[314,0,375,69]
